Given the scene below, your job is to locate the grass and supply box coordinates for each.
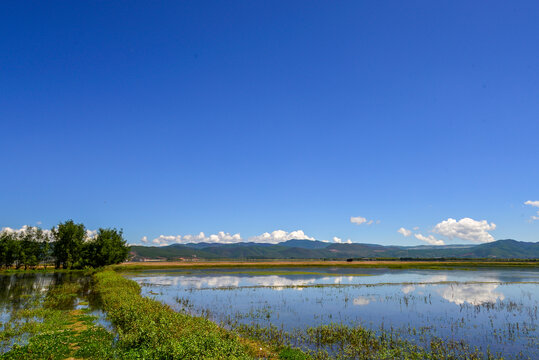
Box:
[92,270,280,359]
[0,278,120,359]
[110,260,539,271]
[235,323,503,360]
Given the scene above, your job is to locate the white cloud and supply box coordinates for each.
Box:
[350,216,378,226]
[350,216,367,225]
[248,230,314,243]
[414,233,445,246]
[397,227,412,237]
[524,200,539,221]
[433,218,496,243]
[86,229,98,239]
[1,225,53,240]
[150,231,242,246]
[333,237,352,244]
[146,229,315,246]
[1,225,94,242]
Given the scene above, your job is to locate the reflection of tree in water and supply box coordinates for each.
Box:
[0,274,53,312]
[0,273,91,313]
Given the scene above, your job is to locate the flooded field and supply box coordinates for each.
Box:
[126,267,539,359]
[0,273,110,353]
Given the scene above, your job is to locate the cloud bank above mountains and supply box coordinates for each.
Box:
[143,229,316,246]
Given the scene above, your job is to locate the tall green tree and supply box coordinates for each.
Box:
[85,228,129,267]
[52,220,86,269]
[18,227,50,270]
[0,232,18,268]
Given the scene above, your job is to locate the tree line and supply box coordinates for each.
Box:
[0,220,130,270]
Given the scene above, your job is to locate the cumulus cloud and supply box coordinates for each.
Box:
[397,227,412,237]
[248,230,314,243]
[414,233,445,246]
[146,229,315,246]
[524,200,539,221]
[333,237,352,244]
[1,225,96,242]
[524,200,539,207]
[149,231,242,246]
[433,218,496,243]
[1,225,53,240]
[350,216,367,225]
[350,216,377,226]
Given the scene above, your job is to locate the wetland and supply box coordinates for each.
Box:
[1,265,538,359]
[127,266,539,359]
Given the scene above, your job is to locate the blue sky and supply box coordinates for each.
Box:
[1,1,538,246]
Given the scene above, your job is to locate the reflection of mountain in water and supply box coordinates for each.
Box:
[438,283,505,305]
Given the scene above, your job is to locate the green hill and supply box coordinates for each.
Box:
[129,239,539,261]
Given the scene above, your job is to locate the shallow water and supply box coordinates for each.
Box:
[0,272,112,353]
[126,267,539,359]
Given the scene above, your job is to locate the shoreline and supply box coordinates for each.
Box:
[111,259,539,270]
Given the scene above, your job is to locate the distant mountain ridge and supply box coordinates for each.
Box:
[130,239,539,260]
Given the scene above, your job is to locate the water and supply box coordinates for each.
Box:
[0,272,112,353]
[125,267,539,358]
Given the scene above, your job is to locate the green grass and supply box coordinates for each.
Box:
[236,323,503,360]
[92,270,280,359]
[109,260,539,272]
[0,279,120,360]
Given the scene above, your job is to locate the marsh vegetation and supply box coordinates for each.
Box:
[1,266,537,359]
[127,267,539,359]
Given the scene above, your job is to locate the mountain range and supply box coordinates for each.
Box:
[129,239,539,260]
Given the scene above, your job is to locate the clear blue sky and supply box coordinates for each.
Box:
[1,1,538,246]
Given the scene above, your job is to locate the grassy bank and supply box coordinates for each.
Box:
[92,271,285,359]
[111,259,539,271]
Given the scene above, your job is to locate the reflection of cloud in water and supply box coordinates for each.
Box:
[397,275,505,305]
[438,283,505,305]
[401,275,448,294]
[139,275,330,290]
[139,276,241,289]
[401,285,415,294]
[353,296,374,306]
